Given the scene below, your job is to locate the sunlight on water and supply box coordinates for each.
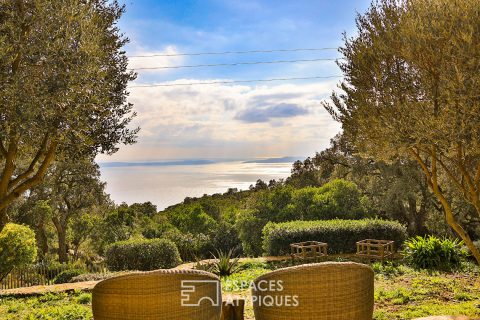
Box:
[99,161,293,210]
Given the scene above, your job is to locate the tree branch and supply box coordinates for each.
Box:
[409,147,433,189]
[8,134,50,191]
[0,140,57,212]
[436,157,469,197]
[0,137,19,196]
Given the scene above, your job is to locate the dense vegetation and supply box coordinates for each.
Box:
[0,223,37,282]
[1,137,478,276]
[263,219,407,255]
[324,0,480,262]
[0,0,477,279]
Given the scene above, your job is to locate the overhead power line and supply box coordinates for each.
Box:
[129,47,338,58]
[129,58,340,71]
[129,75,343,88]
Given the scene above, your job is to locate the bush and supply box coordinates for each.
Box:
[404,235,467,271]
[105,238,181,271]
[53,269,85,284]
[210,221,242,255]
[0,223,37,281]
[71,273,111,283]
[263,219,407,255]
[75,293,92,305]
[164,229,211,261]
[236,212,266,257]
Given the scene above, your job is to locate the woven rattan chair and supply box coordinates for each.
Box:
[252,262,374,320]
[92,269,222,320]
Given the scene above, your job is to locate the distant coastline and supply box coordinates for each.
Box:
[99,156,303,168]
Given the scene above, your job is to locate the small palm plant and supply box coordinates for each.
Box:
[209,248,241,277]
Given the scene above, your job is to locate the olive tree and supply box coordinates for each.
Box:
[0,0,137,229]
[324,0,480,262]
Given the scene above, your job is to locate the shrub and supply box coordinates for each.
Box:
[53,269,85,284]
[404,235,467,270]
[263,219,407,256]
[105,238,181,271]
[210,221,242,255]
[71,273,111,283]
[236,212,266,257]
[75,293,92,305]
[164,229,211,261]
[0,223,37,281]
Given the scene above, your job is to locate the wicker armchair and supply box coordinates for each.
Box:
[92,269,222,320]
[252,262,374,320]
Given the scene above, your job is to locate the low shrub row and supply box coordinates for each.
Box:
[53,269,85,284]
[262,219,407,255]
[105,238,181,271]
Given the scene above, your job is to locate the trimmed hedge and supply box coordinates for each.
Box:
[263,219,407,255]
[105,238,181,271]
[53,269,85,284]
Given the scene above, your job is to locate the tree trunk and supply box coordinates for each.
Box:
[433,188,480,264]
[52,217,68,263]
[410,148,480,264]
[36,224,49,257]
[0,207,7,232]
[409,196,428,236]
[57,227,68,263]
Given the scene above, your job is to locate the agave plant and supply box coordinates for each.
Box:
[209,248,241,277]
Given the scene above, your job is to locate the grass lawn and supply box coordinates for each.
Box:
[1,260,479,320]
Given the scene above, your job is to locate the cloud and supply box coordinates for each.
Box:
[96,79,342,162]
[235,103,308,123]
[127,45,184,76]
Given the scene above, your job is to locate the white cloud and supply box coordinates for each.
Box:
[127,45,184,74]
[97,79,342,162]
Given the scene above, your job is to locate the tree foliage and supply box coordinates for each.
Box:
[0,223,37,281]
[324,0,480,262]
[0,0,137,227]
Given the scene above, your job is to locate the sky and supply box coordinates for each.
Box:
[97,0,371,163]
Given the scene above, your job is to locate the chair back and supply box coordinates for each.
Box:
[93,269,222,320]
[252,262,374,320]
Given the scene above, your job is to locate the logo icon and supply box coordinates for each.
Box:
[180,280,221,307]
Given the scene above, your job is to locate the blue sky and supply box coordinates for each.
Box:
[98,0,371,162]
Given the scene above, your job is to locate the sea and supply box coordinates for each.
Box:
[98,157,299,210]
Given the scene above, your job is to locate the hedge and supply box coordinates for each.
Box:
[53,269,85,284]
[263,219,407,256]
[105,238,181,271]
